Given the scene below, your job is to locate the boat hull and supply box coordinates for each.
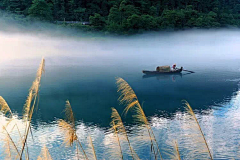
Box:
[142,67,183,75]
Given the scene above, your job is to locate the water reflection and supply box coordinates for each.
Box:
[0,82,239,159]
[142,73,183,81]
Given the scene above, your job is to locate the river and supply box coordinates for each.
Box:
[0,30,239,159]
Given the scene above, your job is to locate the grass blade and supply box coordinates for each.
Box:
[111,107,139,160]
[0,96,13,117]
[59,100,88,160]
[184,101,213,160]
[37,145,52,160]
[116,77,163,160]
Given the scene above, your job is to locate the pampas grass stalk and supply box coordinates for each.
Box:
[174,141,181,160]
[111,121,124,160]
[76,142,81,160]
[4,135,12,159]
[116,77,163,160]
[0,96,30,160]
[37,145,52,160]
[111,107,139,160]
[3,126,20,158]
[20,58,45,159]
[0,96,13,117]
[165,140,181,160]
[58,100,88,160]
[184,101,213,160]
[76,139,88,160]
[88,135,97,160]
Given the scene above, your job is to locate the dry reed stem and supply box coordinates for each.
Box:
[174,141,181,160]
[116,77,163,160]
[88,135,97,160]
[37,145,52,160]
[20,58,45,159]
[111,107,139,160]
[3,126,20,158]
[111,121,124,160]
[0,96,13,117]
[0,97,26,159]
[164,140,181,160]
[58,100,88,160]
[4,133,12,159]
[184,101,213,160]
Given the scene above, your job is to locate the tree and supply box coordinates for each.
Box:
[28,0,53,21]
[119,0,139,19]
[6,0,24,14]
[73,7,86,21]
[1,0,240,33]
[149,6,158,17]
[107,5,123,32]
[89,13,105,30]
[52,0,65,21]
[141,15,157,30]
[126,14,142,30]
[108,5,121,24]
[161,9,185,29]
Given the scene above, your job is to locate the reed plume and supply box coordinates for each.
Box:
[116,77,163,160]
[184,101,213,160]
[64,100,75,126]
[0,96,13,117]
[23,90,33,121]
[20,58,45,159]
[111,107,139,160]
[59,119,78,146]
[0,96,28,160]
[37,145,52,160]
[58,100,88,160]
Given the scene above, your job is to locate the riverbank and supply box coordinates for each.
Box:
[1,10,240,36]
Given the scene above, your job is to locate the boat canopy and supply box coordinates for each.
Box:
[156,65,171,72]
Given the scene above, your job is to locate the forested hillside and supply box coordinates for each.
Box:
[1,0,240,33]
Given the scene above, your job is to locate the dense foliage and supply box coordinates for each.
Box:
[1,0,240,33]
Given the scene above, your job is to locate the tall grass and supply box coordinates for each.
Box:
[37,145,52,160]
[20,58,45,159]
[174,141,181,160]
[0,60,214,160]
[58,100,88,159]
[0,96,13,117]
[116,77,163,160]
[111,120,124,160]
[111,107,139,160]
[184,101,213,160]
[87,135,97,160]
[0,58,45,160]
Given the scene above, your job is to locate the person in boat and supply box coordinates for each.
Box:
[172,64,177,71]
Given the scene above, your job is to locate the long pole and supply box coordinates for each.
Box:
[183,69,195,73]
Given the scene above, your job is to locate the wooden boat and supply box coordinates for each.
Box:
[142,73,182,79]
[142,67,183,75]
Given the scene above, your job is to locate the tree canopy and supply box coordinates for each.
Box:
[0,0,240,33]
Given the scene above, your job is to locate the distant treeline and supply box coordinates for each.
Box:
[1,0,240,34]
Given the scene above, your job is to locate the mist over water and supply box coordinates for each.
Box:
[0,27,240,159]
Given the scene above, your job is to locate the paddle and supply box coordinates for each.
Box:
[183,69,195,73]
